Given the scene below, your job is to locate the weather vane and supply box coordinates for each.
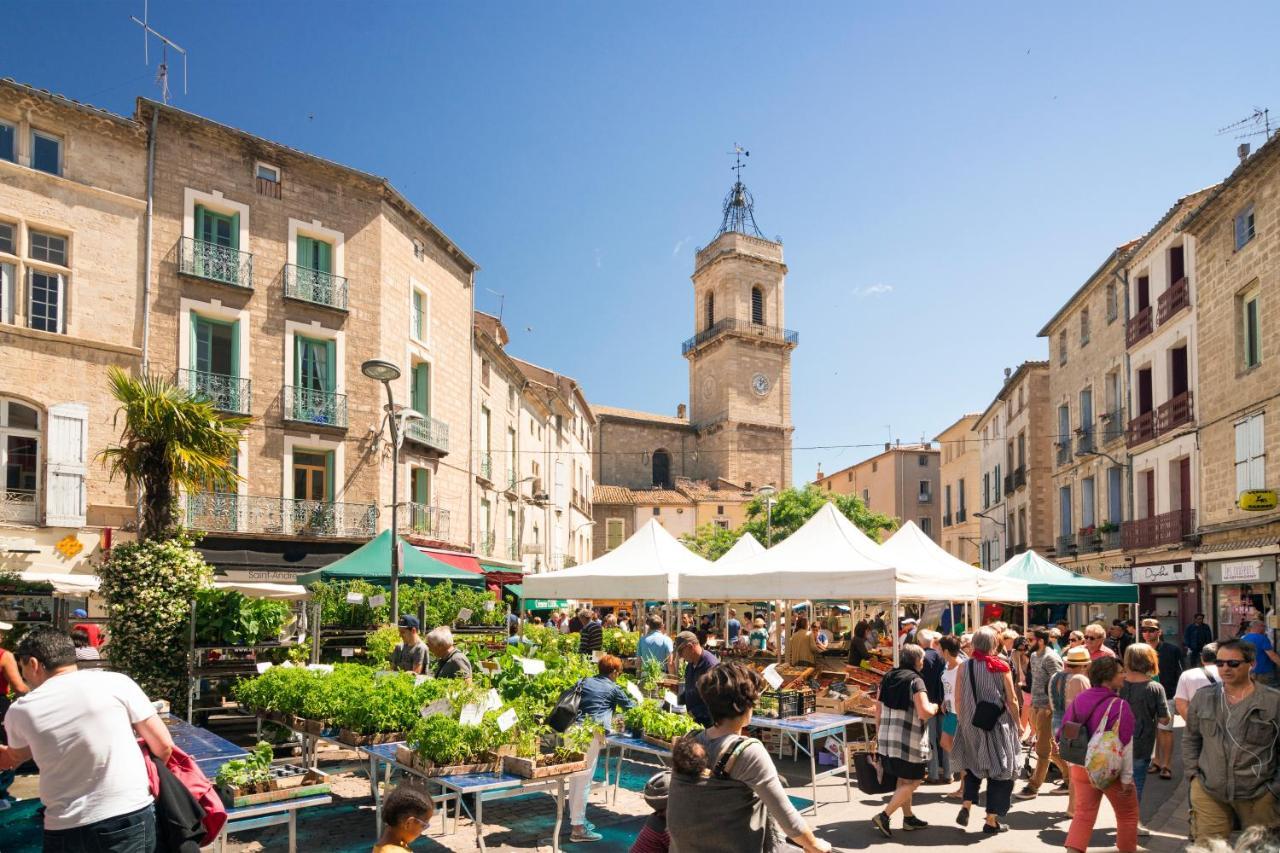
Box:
[716,143,764,239]
[730,143,750,183]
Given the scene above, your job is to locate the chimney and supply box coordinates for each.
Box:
[884,442,891,452]
[676,403,687,419]
[1003,367,1012,381]
[816,464,825,480]
[1239,143,1252,163]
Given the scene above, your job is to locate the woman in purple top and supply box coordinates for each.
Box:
[1062,656,1139,853]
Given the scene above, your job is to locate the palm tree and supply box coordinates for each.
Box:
[99,367,250,541]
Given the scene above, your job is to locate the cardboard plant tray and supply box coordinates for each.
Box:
[641,734,678,752]
[337,729,405,747]
[223,782,331,809]
[393,745,497,777]
[503,753,586,778]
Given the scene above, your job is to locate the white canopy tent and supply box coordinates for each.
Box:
[879,521,1029,602]
[714,531,766,565]
[19,570,101,596]
[521,518,711,601]
[211,580,311,600]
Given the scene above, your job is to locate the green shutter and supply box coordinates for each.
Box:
[316,240,331,274]
[195,206,207,243]
[414,469,428,504]
[230,321,240,378]
[190,313,201,372]
[412,363,430,415]
[229,212,240,251]
[324,339,336,392]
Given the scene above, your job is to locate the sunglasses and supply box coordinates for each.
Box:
[1219,659,1248,669]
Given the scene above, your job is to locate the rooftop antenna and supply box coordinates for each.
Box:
[715,143,765,239]
[1217,107,1271,141]
[131,0,188,104]
[484,288,505,322]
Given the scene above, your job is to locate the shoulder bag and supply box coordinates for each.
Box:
[547,679,584,732]
[968,661,1005,731]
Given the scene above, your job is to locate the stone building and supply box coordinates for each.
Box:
[137,97,477,576]
[589,176,795,556]
[0,80,147,584]
[1182,138,1280,639]
[973,362,1053,566]
[590,478,753,556]
[935,414,982,564]
[1038,243,1135,585]
[813,443,940,541]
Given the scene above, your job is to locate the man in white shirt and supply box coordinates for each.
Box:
[1174,643,1220,720]
[0,626,174,851]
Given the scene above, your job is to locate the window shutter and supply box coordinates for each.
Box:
[1250,415,1266,490]
[324,452,334,502]
[195,205,207,243]
[324,339,336,392]
[293,336,305,385]
[229,212,240,251]
[316,240,331,274]
[297,235,314,270]
[1236,420,1251,495]
[45,402,88,527]
[555,460,566,509]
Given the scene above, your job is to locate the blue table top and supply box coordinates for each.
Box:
[226,793,332,818]
[433,772,524,792]
[751,712,862,733]
[165,715,247,774]
[361,742,406,762]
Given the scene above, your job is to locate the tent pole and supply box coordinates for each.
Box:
[892,596,900,666]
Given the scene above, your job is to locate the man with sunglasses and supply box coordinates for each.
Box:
[1082,624,1116,660]
[0,626,174,851]
[1141,619,1183,780]
[1182,638,1280,844]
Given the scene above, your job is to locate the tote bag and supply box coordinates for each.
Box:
[1083,698,1126,790]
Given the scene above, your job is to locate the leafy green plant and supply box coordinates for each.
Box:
[603,629,639,657]
[364,625,401,666]
[195,588,291,646]
[215,741,274,788]
[639,658,664,690]
[622,701,701,741]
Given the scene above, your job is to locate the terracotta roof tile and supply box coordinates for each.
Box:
[590,485,634,505]
[593,405,690,427]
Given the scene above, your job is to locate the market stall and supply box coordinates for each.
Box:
[990,549,1138,628]
[295,530,486,586]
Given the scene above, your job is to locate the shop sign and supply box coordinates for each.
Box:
[1221,560,1262,582]
[222,569,301,584]
[1111,568,1133,584]
[1238,490,1278,512]
[54,534,84,559]
[1133,562,1193,584]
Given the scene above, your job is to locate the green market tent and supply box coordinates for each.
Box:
[295,530,483,586]
[991,550,1137,604]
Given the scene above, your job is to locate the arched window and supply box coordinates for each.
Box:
[651,449,671,489]
[751,286,765,326]
[1,398,41,524]
[705,291,715,331]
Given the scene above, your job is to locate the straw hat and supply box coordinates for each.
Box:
[1064,646,1091,666]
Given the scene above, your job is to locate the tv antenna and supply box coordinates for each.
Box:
[131,0,188,104]
[484,288,505,322]
[1217,107,1272,141]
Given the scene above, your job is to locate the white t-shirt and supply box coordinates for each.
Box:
[5,670,155,829]
[941,663,960,713]
[1174,664,1220,707]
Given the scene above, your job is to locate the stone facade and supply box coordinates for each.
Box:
[813,444,941,541]
[935,414,982,564]
[974,389,1007,569]
[0,80,147,580]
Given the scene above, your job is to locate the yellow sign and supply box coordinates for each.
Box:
[1238,490,1278,512]
[54,534,84,559]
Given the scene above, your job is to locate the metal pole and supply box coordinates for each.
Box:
[892,596,900,666]
[766,499,773,548]
[384,381,402,623]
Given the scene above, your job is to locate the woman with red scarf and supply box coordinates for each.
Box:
[949,626,1025,834]
[1062,656,1137,853]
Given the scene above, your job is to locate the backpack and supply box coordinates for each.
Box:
[547,679,584,733]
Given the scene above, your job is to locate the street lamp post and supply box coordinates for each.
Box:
[361,358,411,622]
[757,485,777,547]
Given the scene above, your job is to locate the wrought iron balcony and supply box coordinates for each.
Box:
[1126,305,1153,348]
[1075,426,1096,456]
[1156,391,1194,434]
[183,493,377,538]
[1127,410,1156,447]
[1122,508,1195,550]
[177,237,253,289]
[1102,408,1125,444]
[477,531,495,556]
[681,317,799,355]
[404,415,449,455]
[1055,534,1075,557]
[1003,472,1014,494]
[1157,277,1190,325]
[179,368,251,414]
[1013,466,1026,490]
[1055,437,1072,466]
[956,508,967,523]
[400,502,451,541]
[1076,527,1121,553]
[0,489,38,524]
[943,513,953,527]
[284,264,349,311]
[284,386,347,428]
[477,453,493,483]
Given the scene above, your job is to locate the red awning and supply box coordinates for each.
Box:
[414,547,484,575]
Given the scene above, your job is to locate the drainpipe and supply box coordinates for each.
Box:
[142,107,158,375]
[1115,267,1135,528]
[467,269,475,553]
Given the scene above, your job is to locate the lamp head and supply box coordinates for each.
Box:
[756,485,777,498]
[361,359,401,383]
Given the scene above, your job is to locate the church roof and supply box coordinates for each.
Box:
[591,485,635,505]
[593,404,691,427]
[676,478,754,502]
[629,489,695,506]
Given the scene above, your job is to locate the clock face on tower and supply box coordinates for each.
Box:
[751,373,771,396]
[701,376,716,400]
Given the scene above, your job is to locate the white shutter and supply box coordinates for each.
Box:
[1249,414,1266,490]
[1236,420,1250,495]
[554,459,566,509]
[45,402,88,527]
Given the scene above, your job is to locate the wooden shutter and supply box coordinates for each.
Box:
[315,239,331,274]
[229,212,240,251]
[412,363,430,415]
[45,402,88,527]
[606,518,624,550]
[324,339,336,392]
[297,235,314,269]
[1237,419,1252,495]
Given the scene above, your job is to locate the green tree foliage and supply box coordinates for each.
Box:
[682,486,897,556]
[97,367,248,541]
[97,533,213,710]
[680,522,743,560]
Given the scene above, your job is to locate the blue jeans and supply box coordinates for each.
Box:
[927,714,950,780]
[1132,756,1151,803]
[43,804,155,853]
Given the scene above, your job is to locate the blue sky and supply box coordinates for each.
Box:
[7,3,1276,484]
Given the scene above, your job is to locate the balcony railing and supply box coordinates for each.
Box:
[1157,277,1190,325]
[477,453,493,482]
[1102,408,1125,444]
[1013,466,1026,490]
[177,237,253,289]
[1156,391,1194,434]
[179,368,251,414]
[1127,410,1157,447]
[404,415,450,454]
[0,489,38,524]
[477,532,495,556]
[1055,534,1075,557]
[184,493,377,538]
[507,541,519,561]
[284,264,349,311]
[1122,508,1195,550]
[943,513,953,527]
[1075,426,1095,456]
[1075,527,1122,553]
[918,491,932,504]
[284,386,347,428]
[681,317,799,355]
[956,508,967,523]
[1055,437,1072,466]
[1127,305,1153,348]
[400,502,451,541]
[1003,472,1014,494]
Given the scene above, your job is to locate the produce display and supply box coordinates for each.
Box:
[213,742,327,808]
[622,701,702,746]
[310,579,504,629]
[194,589,292,647]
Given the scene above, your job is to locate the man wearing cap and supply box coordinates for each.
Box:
[899,617,918,647]
[674,631,718,727]
[391,615,428,674]
[1141,618,1184,778]
[426,626,472,682]
[70,608,103,649]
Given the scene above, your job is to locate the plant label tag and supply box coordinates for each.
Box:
[763,664,783,690]
[368,594,386,608]
[421,698,451,718]
[484,689,502,712]
[663,690,679,707]
[459,703,484,726]
[341,647,355,658]
[375,670,394,679]
[456,608,473,623]
[626,682,644,703]
[346,592,365,605]
[414,673,432,686]
[497,708,518,732]
[592,650,603,662]
[280,661,295,668]
[519,657,546,676]
[484,600,495,612]
[255,662,273,674]
[306,664,334,674]
[479,660,500,672]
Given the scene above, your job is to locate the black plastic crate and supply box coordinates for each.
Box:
[761,689,815,719]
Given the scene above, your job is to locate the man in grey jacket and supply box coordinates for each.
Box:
[1182,638,1280,844]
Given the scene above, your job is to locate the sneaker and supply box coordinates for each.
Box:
[982,820,1009,834]
[0,800,10,812]
[1013,785,1039,800]
[903,815,929,831]
[570,828,602,843]
[956,806,970,827]
[1138,824,1152,838]
[872,811,892,838]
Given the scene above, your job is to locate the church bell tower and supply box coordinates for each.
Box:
[683,154,795,489]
